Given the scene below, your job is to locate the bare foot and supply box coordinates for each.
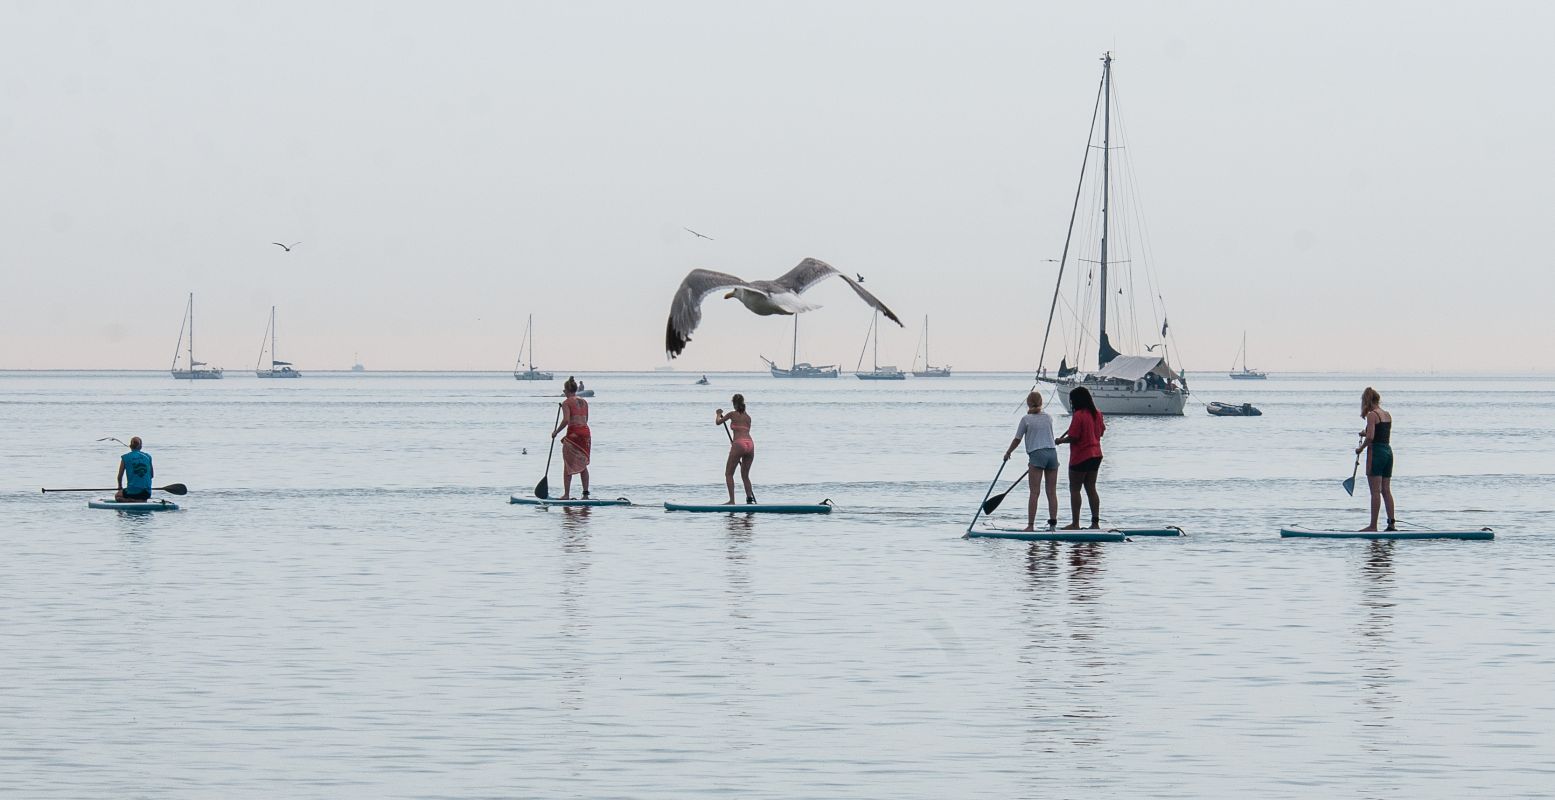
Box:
[1060,523,1081,530]
[1088,523,1100,530]
[722,500,736,505]
[1022,525,1035,532]
[1358,526,1378,532]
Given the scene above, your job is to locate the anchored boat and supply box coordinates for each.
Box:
[854,310,905,380]
[513,314,554,381]
[170,293,223,380]
[1207,401,1262,417]
[1036,53,1187,416]
[911,315,951,377]
[1228,331,1268,379]
[255,306,301,378]
[762,315,839,378]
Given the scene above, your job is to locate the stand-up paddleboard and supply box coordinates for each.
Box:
[665,500,833,514]
[1110,526,1185,537]
[1280,527,1493,541]
[510,495,631,507]
[87,497,179,512]
[965,528,1127,542]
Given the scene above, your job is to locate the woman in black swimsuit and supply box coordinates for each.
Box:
[1357,387,1396,532]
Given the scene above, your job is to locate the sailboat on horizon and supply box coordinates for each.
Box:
[513,314,554,381]
[911,315,951,377]
[761,315,839,378]
[854,310,905,380]
[255,306,300,378]
[1228,332,1268,379]
[1036,52,1188,416]
[170,293,223,380]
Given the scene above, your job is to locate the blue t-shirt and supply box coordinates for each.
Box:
[121,450,153,493]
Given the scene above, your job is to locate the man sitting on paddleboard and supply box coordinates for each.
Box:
[115,437,153,502]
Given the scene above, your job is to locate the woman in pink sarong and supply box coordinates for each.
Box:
[550,376,591,499]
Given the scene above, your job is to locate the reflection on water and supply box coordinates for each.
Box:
[556,508,591,713]
[1019,542,1113,754]
[1356,541,1399,746]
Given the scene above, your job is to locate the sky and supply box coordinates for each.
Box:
[2,0,1552,373]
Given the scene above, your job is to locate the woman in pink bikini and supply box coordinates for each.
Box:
[550,376,592,500]
[714,393,757,504]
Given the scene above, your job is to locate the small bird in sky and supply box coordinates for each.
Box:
[683,227,715,241]
[855,273,865,283]
[272,241,302,252]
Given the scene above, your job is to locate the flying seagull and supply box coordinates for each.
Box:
[683,227,715,241]
[664,257,901,358]
[855,273,865,283]
[272,241,302,252]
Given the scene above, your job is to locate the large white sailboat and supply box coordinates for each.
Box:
[255,306,301,378]
[1037,53,1188,416]
[513,314,554,381]
[911,315,951,377]
[761,315,839,378]
[854,310,905,380]
[170,293,223,380]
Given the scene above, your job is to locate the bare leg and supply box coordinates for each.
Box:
[1044,469,1059,528]
[580,467,590,497]
[1381,478,1396,530]
[1083,471,1101,529]
[739,453,755,501]
[1024,468,1039,531]
[1362,475,1382,531]
[560,472,573,500]
[724,450,739,504]
[1062,468,1083,529]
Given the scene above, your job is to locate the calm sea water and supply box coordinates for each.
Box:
[2,371,1552,798]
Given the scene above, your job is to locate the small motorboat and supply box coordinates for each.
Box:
[696,375,709,385]
[1207,401,1262,417]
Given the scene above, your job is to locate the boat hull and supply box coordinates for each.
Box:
[855,371,905,380]
[171,369,223,380]
[1207,402,1261,417]
[1051,379,1186,416]
[1280,527,1493,540]
[256,369,301,378]
[513,370,554,381]
[1228,373,1267,380]
[769,367,838,378]
[912,368,952,377]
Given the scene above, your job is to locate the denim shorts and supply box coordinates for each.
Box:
[1027,448,1060,470]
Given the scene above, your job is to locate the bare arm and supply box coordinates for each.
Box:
[714,408,727,426]
[116,460,125,490]
[551,403,567,438]
[1357,412,1376,453]
[1004,437,1023,461]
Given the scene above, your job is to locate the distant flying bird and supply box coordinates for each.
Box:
[855,273,865,283]
[683,227,715,241]
[1146,344,1162,352]
[664,257,901,358]
[272,241,302,252]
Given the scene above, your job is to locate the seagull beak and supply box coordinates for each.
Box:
[723,291,736,299]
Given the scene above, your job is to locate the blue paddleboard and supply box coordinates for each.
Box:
[511,496,631,507]
[87,497,179,512]
[965,528,1127,542]
[664,501,832,514]
[1279,527,1493,541]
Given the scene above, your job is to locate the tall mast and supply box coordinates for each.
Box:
[923,315,930,366]
[188,293,196,368]
[271,306,278,365]
[527,314,534,368]
[1242,331,1247,371]
[873,311,879,369]
[1097,51,1113,368]
[791,315,799,369]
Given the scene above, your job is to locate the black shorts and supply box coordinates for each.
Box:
[1070,457,1103,474]
[120,490,151,501]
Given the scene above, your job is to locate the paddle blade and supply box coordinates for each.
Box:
[534,476,549,499]
[982,491,1009,515]
[1342,476,1356,496]
[161,483,189,496]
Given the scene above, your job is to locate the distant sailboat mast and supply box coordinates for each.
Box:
[1097,52,1113,369]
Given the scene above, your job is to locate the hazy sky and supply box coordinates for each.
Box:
[3,1,1552,372]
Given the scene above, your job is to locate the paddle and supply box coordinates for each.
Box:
[534,404,563,499]
[982,467,1031,514]
[965,459,1011,534]
[1342,434,1364,496]
[42,483,188,496]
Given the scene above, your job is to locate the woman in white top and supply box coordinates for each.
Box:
[1002,391,1060,531]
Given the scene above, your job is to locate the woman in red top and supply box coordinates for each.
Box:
[1054,386,1105,529]
[550,376,591,500]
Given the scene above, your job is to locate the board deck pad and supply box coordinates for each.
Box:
[965,528,1128,543]
[1109,526,1185,537]
[664,501,833,514]
[1280,527,1493,541]
[510,496,632,507]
